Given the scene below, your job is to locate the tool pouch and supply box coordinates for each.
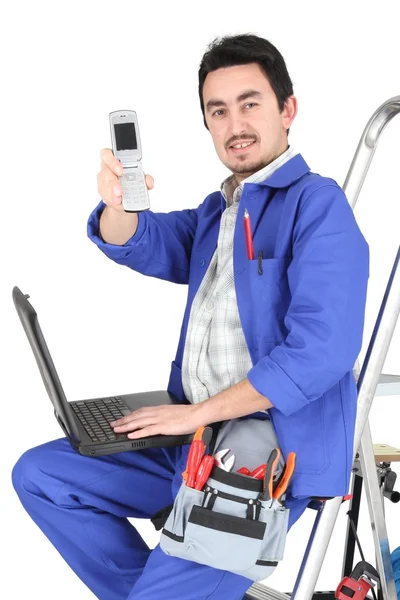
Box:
[159,464,290,581]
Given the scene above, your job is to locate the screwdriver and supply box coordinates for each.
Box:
[194,455,215,490]
[249,464,267,480]
[182,426,213,487]
[237,467,251,475]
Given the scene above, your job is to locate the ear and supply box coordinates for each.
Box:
[281,96,298,131]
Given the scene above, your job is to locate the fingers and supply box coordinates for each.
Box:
[100,148,123,176]
[128,426,159,439]
[110,407,149,428]
[113,418,154,433]
[97,149,124,211]
[111,407,163,435]
[97,148,154,210]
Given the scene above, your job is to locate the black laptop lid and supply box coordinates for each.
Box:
[12,286,81,443]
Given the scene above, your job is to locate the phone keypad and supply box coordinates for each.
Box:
[119,172,149,210]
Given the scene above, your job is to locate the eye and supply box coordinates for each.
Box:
[245,102,257,109]
[212,109,225,117]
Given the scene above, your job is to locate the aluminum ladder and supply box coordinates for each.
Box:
[245,95,400,600]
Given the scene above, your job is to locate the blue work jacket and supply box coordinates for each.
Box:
[87,153,369,500]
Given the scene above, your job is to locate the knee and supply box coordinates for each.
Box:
[11,438,67,499]
[12,446,42,498]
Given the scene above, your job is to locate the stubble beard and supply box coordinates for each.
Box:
[229,156,267,176]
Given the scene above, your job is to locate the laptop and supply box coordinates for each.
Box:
[12,286,194,456]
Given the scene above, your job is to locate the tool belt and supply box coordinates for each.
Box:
[158,420,293,582]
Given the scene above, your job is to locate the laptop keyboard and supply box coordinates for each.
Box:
[71,396,131,442]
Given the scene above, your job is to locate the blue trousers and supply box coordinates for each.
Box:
[12,437,310,600]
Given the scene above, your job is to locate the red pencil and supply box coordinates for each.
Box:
[244,208,254,259]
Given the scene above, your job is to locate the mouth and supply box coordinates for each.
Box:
[228,140,257,154]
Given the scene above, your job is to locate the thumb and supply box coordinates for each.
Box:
[145,174,154,190]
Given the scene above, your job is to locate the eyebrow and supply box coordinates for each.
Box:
[205,90,263,112]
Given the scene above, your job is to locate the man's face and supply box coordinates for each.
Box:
[203,63,297,182]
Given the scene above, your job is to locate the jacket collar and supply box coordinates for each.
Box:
[221,147,304,204]
[219,153,311,214]
[254,153,311,188]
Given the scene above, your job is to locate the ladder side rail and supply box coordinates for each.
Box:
[344,95,400,382]
[341,470,364,578]
[343,96,400,211]
[359,422,397,600]
[353,246,400,453]
[352,247,400,598]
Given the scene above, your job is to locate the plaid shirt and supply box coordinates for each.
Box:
[182,146,297,404]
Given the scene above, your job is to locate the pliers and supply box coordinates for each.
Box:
[272,452,296,503]
[259,448,282,501]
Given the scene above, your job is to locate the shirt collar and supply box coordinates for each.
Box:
[220,147,309,206]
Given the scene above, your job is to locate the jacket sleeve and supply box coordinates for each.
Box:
[87,200,200,284]
[247,184,370,417]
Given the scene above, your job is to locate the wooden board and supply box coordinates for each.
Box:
[373,444,400,462]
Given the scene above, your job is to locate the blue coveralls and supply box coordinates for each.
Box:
[12,154,370,599]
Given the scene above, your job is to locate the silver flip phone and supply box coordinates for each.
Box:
[109,110,150,212]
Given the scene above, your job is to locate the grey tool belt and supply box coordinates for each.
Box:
[160,463,290,581]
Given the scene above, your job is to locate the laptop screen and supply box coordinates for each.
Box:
[12,286,81,443]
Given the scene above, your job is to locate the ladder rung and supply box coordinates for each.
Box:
[373,443,400,462]
[375,373,400,396]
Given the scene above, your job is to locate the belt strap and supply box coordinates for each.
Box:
[208,421,223,455]
[151,503,174,530]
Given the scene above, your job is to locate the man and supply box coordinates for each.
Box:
[12,34,369,600]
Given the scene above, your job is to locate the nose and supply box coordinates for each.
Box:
[226,114,251,146]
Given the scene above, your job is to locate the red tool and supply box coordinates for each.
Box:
[237,467,251,475]
[273,451,296,502]
[244,208,254,260]
[249,464,267,480]
[335,561,379,600]
[194,455,215,490]
[182,426,213,487]
[182,426,212,481]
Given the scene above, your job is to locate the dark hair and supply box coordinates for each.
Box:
[198,33,294,132]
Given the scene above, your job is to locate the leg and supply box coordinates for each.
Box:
[12,437,180,600]
[128,494,311,600]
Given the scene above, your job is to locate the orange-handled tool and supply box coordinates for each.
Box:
[272,452,296,502]
[182,426,207,481]
[182,426,213,486]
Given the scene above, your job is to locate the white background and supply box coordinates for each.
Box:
[2,1,400,598]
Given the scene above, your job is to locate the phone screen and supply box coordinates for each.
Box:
[115,122,137,151]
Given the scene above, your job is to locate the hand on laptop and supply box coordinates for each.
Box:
[110,404,206,439]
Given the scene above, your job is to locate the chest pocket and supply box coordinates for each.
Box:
[247,257,291,342]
